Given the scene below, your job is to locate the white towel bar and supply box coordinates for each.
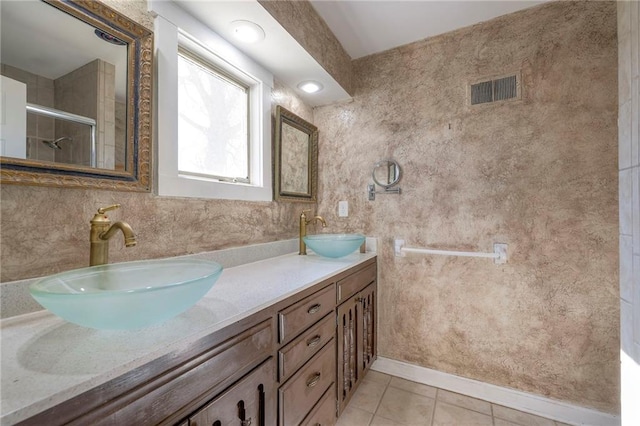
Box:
[394,239,508,264]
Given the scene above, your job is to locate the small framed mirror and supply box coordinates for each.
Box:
[274,106,318,203]
[0,0,152,191]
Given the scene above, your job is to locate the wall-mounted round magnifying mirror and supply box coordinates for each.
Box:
[372,159,402,189]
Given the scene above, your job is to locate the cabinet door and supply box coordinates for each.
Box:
[336,282,377,417]
[359,282,376,377]
[189,358,276,426]
[336,295,359,415]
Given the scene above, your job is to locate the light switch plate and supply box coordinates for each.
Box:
[338,200,348,217]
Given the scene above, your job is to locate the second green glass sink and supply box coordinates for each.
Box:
[303,233,366,258]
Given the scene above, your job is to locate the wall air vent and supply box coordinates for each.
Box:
[470,73,519,105]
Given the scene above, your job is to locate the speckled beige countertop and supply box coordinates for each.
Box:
[0,251,376,425]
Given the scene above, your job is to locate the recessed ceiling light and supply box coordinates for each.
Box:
[231,20,265,44]
[297,81,324,94]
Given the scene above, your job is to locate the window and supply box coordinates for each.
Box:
[178,49,250,183]
[153,2,273,201]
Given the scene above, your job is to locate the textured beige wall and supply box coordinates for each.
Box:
[0,0,620,414]
[0,4,313,282]
[258,0,353,95]
[314,1,619,413]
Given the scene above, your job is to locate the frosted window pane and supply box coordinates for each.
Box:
[178,53,248,180]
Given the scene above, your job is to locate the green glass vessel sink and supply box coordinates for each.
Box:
[29,258,223,330]
[303,233,366,258]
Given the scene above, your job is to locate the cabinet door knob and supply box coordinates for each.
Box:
[306,372,321,387]
[240,418,252,426]
[307,303,321,314]
[306,335,322,347]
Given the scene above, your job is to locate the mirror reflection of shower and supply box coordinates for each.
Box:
[42,137,72,150]
[25,104,97,168]
[0,0,129,171]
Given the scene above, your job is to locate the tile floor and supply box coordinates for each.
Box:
[336,371,571,426]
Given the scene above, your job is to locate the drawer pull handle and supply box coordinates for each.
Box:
[307,303,321,314]
[307,335,322,347]
[306,372,321,387]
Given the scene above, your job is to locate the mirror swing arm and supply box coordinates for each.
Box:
[368,159,402,201]
[368,184,402,201]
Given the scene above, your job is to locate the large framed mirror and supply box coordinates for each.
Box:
[274,106,318,203]
[0,0,152,191]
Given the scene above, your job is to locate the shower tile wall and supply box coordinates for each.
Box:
[618,0,640,423]
[99,59,117,169]
[54,58,116,168]
[115,100,126,170]
[0,64,55,162]
[314,0,618,414]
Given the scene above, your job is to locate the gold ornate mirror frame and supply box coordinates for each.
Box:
[0,0,152,192]
[274,106,318,203]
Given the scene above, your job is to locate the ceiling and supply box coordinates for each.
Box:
[0,0,546,110]
[0,1,549,108]
[172,1,547,106]
[309,1,548,59]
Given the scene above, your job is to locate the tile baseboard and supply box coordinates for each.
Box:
[371,357,619,426]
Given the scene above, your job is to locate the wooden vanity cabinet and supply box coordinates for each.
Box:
[336,266,377,416]
[15,258,377,426]
[276,260,377,425]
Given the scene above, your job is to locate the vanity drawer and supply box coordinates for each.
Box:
[189,358,275,426]
[279,284,335,343]
[300,386,337,426]
[279,313,335,381]
[337,263,376,304]
[279,339,336,426]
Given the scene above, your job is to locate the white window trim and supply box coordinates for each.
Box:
[151,1,273,201]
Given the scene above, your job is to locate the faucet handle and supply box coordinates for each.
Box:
[97,204,121,214]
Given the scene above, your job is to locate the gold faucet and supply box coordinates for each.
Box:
[299,209,327,255]
[89,204,137,266]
